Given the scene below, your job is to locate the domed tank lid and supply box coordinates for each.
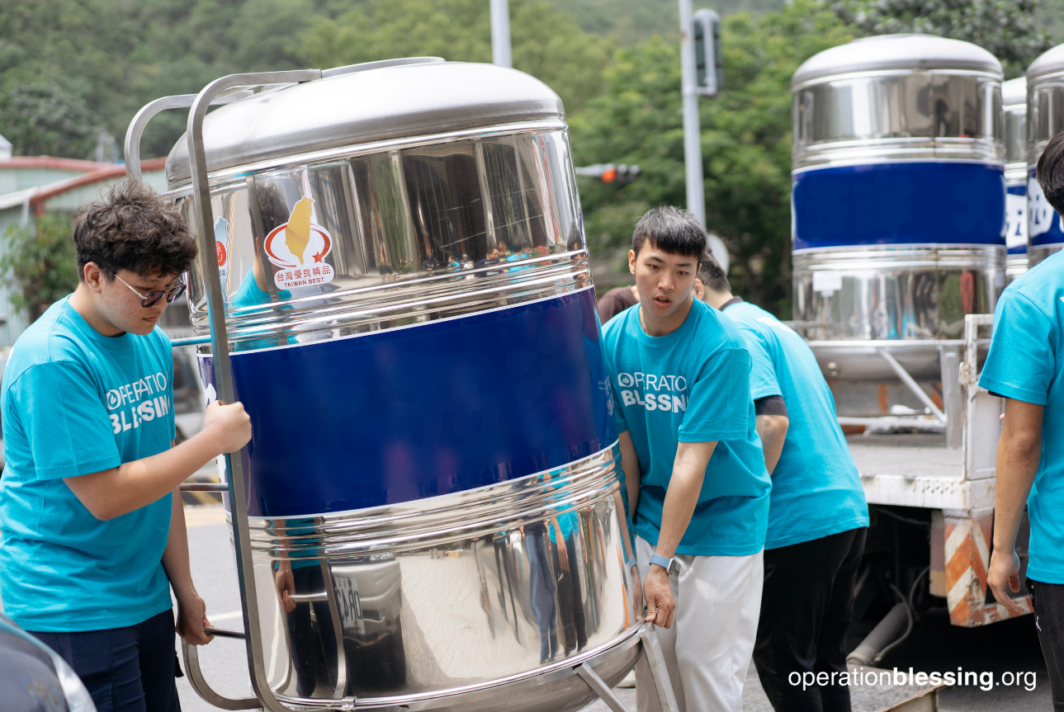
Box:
[793,34,1002,88]
[165,59,565,186]
[1002,76,1027,108]
[1028,43,1064,82]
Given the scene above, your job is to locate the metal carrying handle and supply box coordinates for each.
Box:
[185,68,323,712]
[179,482,229,492]
[570,624,679,712]
[127,70,324,712]
[123,88,254,182]
[204,626,247,640]
[182,641,260,710]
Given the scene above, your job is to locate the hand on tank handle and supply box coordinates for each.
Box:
[643,566,676,629]
[275,559,296,614]
[204,400,252,453]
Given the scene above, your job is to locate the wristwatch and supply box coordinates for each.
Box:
[649,553,679,576]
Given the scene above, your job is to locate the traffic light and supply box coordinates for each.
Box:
[693,9,723,97]
[574,164,641,184]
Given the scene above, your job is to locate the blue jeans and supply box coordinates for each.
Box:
[29,610,181,712]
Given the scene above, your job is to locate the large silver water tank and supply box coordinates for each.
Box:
[1027,44,1064,266]
[1004,77,1028,281]
[792,34,1006,379]
[165,59,639,711]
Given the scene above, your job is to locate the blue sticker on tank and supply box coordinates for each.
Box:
[198,289,617,516]
[1028,166,1064,247]
[1006,183,1027,255]
[792,162,1006,251]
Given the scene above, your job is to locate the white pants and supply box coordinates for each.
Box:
[635,536,763,712]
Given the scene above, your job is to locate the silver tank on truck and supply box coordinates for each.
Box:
[1003,77,1028,281]
[791,34,1006,381]
[152,59,665,712]
[1027,43,1064,266]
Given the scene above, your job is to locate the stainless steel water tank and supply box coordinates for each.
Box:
[165,59,639,711]
[1027,44,1064,266]
[791,34,1006,379]
[1004,77,1028,281]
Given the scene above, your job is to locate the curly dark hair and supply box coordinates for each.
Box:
[72,180,198,281]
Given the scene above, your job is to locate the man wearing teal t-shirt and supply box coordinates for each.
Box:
[983,131,1064,709]
[699,255,869,712]
[601,207,771,712]
[0,182,253,712]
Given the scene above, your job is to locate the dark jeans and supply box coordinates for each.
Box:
[1027,579,1064,711]
[286,564,339,698]
[754,527,867,712]
[552,533,588,654]
[525,531,558,663]
[29,609,180,712]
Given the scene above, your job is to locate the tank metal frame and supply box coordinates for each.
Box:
[126,70,679,712]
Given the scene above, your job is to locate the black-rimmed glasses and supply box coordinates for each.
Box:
[115,274,187,308]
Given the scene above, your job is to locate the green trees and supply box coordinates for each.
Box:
[827,0,1051,76]
[570,0,852,314]
[301,0,613,116]
[0,215,79,322]
[0,0,613,159]
[0,85,101,158]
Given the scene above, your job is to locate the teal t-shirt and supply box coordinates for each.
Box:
[230,270,293,351]
[0,298,176,631]
[231,269,290,309]
[601,299,771,557]
[723,301,869,550]
[979,250,1064,584]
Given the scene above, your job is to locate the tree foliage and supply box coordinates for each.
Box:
[557,0,786,45]
[301,0,613,119]
[827,0,1051,77]
[0,215,79,323]
[0,0,613,160]
[0,85,101,158]
[570,0,854,316]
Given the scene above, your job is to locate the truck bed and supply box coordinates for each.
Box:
[847,433,992,511]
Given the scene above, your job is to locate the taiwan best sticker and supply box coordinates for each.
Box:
[264,197,335,290]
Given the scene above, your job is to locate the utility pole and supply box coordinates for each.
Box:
[491,0,512,68]
[678,0,706,226]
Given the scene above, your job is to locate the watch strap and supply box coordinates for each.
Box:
[649,553,673,572]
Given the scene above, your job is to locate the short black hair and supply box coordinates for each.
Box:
[632,206,707,262]
[699,249,731,294]
[73,180,197,280]
[1038,131,1064,215]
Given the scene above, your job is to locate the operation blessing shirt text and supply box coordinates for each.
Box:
[615,372,688,413]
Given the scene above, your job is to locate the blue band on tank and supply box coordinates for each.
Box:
[199,289,618,517]
[792,162,1006,251]
[1028,166,1064,248]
